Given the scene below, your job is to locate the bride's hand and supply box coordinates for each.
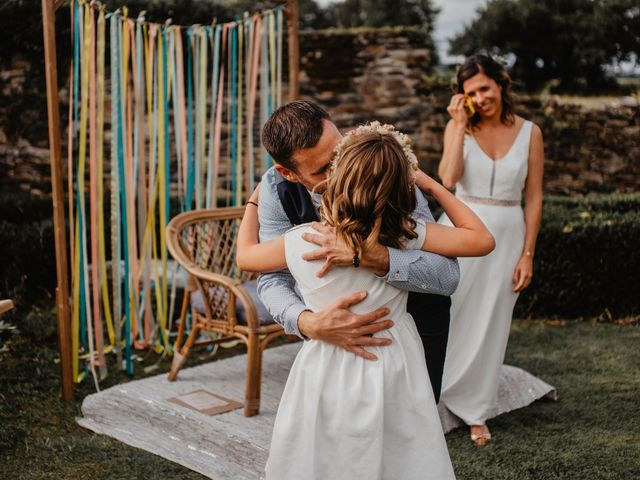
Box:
[447,93,468,126]
[512,254,533,292]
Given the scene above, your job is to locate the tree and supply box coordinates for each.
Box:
[448,0,640,91]
[334,0,439,29]
[331,0,440,63]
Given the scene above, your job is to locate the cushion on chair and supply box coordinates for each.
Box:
[190,280,275,326]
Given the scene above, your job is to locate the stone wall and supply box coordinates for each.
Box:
[298,28,639,195]
[1,28,638,197]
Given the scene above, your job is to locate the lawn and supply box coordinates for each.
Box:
[1,309,639,479]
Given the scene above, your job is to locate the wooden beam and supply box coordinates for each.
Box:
[274,0,300,101]
[286,0,300,101]
[41,0,74,401]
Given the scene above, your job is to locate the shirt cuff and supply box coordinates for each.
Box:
[284,303,310,340]
[385,247,410,282]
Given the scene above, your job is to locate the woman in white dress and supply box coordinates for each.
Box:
[237,124,495,480]
[437,54,545,445]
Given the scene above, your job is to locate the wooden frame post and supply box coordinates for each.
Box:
[42,0,73,401]
[275,0,300,101]
[286,0,300,101]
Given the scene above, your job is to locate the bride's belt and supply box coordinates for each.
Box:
[458,194,521,207]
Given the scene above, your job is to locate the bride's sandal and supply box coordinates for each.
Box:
[469,425,492,446]
[470,432,492,446]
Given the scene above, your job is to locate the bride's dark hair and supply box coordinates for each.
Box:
[454,53,515,127]
[320,131,418,258]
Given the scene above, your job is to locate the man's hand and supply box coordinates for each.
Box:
[297,291,394,361]
[302,222,390,277]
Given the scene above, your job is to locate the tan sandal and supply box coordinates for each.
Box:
[470,432,492,446]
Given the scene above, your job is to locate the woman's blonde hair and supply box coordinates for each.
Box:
[320,131,418,258]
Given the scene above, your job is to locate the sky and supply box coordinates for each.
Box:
[431,0,487,63]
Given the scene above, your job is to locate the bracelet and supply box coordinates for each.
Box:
[246,201,258,207]
[352,252,360,268]
[524,250,532,257]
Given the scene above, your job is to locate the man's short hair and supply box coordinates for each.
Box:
[261,100,331,172]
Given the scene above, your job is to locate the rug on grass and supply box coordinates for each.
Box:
[77,343,556,479]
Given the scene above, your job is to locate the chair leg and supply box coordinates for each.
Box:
[173,290,191,352]
[168,321,200,382]
[244,332,262,417]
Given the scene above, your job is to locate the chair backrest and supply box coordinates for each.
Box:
[168,207,255,280]
[167,207,258,324]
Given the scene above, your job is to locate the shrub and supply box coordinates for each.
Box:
[515,194,639,319]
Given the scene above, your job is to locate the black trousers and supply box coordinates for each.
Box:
[407,292,451,404]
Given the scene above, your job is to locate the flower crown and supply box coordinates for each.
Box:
[332,121,419,179]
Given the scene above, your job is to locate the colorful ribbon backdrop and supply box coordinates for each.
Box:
[67,0,284,386]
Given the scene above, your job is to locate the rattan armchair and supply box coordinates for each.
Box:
[166,207,286,416]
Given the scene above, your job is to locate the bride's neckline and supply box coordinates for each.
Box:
[469,119,528,162]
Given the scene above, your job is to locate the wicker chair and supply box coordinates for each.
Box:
[166,207,287,416]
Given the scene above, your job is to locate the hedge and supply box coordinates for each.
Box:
[515,194,639,319]
[1,193,638,319]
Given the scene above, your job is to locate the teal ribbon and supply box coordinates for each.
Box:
[185,29,195,210]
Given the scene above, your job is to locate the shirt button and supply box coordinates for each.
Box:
[394,272,400,279]
[421,284,427,289]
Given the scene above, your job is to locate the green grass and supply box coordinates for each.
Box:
[448,320,640,480]
[1,309,639,479]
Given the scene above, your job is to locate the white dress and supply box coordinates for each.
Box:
[265,221,455,480]
[438,120,532,426]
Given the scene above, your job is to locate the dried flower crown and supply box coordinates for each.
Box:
[332,121,419,179]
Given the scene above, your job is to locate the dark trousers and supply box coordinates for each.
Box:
[407,292,451,404]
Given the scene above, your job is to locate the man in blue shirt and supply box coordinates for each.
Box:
[255,101,459,401]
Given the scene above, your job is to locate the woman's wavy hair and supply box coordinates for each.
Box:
[453,53,515,127]
[319,131,417,258]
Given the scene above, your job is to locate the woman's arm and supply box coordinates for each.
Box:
[415,170,495,257]
[512,123,544,292]
[236,186,287,273]
[438,96,468,189]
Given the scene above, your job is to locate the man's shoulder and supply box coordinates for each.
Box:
[259,166,280,202]
[261,166,285,187]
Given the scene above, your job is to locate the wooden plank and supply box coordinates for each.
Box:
[78,343,302,479]
[41,0,74,401]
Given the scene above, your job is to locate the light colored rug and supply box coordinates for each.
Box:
[78,343,557,479]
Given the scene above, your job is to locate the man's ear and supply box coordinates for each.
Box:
[274,164,299,183]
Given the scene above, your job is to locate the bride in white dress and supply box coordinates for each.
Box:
[237,123,495,480]
[437,54,546,445]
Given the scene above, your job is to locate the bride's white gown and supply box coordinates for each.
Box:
[265,221,455,480]
[439,120,535,426]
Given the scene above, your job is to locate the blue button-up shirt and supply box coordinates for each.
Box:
[256,166,460,338]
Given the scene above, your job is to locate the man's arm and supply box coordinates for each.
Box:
[255,170,309,338]
[302,190,460,295]
[384,190,460,295]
